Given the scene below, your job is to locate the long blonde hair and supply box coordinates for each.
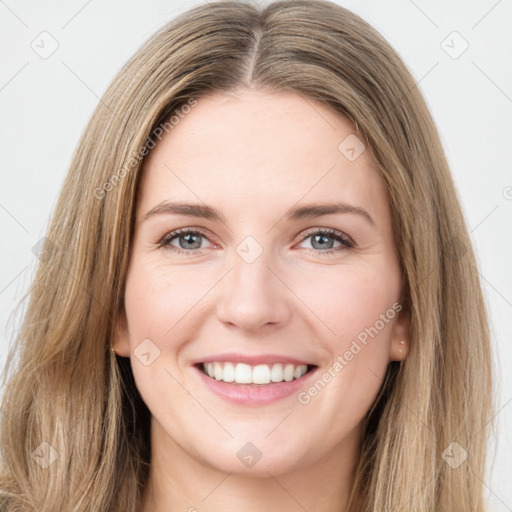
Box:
[0,1,493,510]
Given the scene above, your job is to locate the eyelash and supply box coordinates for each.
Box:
[157,227,355,256]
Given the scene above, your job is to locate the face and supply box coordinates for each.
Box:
[114,89,409,477]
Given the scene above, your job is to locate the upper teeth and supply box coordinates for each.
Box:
[202,362,308,384]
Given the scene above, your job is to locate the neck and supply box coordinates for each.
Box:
[141,418,362,512]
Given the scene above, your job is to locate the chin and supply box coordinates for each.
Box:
[195,438,309,477]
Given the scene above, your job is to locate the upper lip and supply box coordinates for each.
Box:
[192,353,315,366]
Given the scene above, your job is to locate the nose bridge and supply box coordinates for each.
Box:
[233,242,275,295]
[215,236,291,330]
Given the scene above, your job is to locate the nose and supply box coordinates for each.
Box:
[215,248,292,333]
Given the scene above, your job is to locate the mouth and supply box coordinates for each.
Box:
[195,362,318,385]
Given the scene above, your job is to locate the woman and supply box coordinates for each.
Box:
[0,1,492,510]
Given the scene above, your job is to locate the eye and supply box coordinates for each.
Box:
[297,228,354,255]
[158,228,213,255]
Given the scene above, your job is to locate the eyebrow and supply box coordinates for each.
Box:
[143,200,375,226]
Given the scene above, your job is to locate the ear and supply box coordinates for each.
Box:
[389,304,411,362]
[112,307,131,357]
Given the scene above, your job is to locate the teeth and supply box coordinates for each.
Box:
[270,363,283,382]
[252,364,271,384]
[223,362,235,382]
[235,363,252,384]
[283,364,295,382]
[201,362,308,384]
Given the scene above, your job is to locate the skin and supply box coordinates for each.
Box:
[114,88,410,512]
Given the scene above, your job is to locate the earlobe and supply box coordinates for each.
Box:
[391,339,409,361]
[112,308,131,357]
[389,307,411,362]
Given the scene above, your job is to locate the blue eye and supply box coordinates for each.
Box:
[298,228,354,255]
[158,228,210,255]
[158,228,354,256]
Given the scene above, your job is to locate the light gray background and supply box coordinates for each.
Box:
[1,0,511,509]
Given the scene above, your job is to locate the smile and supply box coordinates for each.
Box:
[200,362,315,385]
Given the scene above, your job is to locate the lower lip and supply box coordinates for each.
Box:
[193,365,318,406]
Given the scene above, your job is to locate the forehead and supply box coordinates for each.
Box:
[136,89,388,223]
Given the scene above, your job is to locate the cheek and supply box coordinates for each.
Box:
[124,260,207,342]
[295,279,397,426]
[293,263,401,348]
[291,265,400,421]
[122,263,202,417]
